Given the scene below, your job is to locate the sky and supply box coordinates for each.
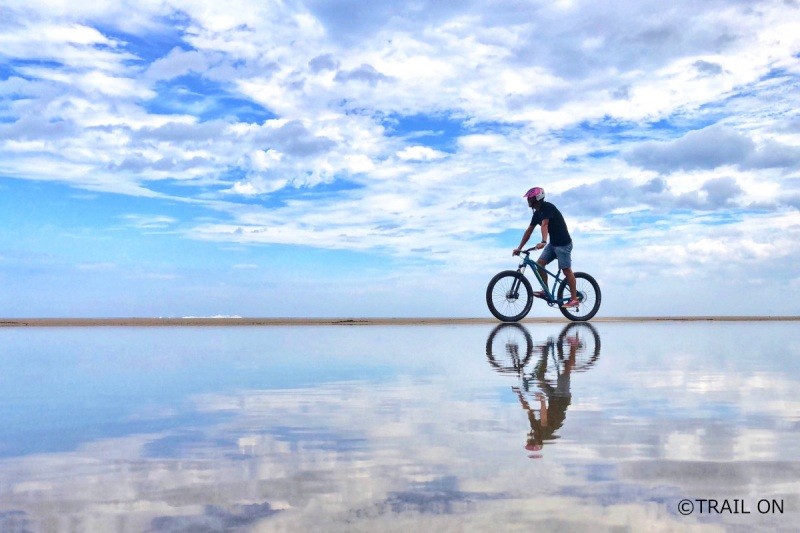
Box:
[1,0,799,318]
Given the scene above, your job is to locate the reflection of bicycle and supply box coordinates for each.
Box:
[486,322,601,376]
[485,323,534,373]
[555,322,601,373]
[486,322,601,456]
[486,248,601,322]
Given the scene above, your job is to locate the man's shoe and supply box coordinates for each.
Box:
[562,298,581,308]
[533,291,546,299]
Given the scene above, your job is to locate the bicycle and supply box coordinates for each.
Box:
[486,248,601,322]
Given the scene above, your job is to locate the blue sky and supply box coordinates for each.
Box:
[1,0,799,317]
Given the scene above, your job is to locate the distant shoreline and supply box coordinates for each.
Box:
[2,316,799,327]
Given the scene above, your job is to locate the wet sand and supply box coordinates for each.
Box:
[2,316,799,327]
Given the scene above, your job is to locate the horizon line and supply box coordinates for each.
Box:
[2,316,800,327]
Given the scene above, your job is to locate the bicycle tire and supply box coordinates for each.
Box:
[486,270,534,322]
[556,322,601,372]
[557,272,601,321]
[485,323,534,373]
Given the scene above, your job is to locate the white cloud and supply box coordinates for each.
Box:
[226,177,287,196]
[122,214,178,229]
[396,146,446,161]
[145,47,211,80]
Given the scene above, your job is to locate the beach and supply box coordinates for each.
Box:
[1,316,799,327]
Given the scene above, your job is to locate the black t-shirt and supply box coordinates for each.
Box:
[530,201,572,246]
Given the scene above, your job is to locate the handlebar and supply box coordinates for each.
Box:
[513,247,538,257]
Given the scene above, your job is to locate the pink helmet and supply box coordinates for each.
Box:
[523,187,545,201]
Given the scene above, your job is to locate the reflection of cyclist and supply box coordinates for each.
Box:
[512,187,578,308]
[515,389,546,454]
[486,322,600,457]
[516,332,582,456]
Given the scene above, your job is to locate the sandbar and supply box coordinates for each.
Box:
[1,316,799,327]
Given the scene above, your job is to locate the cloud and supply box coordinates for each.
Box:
[694,176,742,208]
[0,114,79,141]
[122,214,178,229]
[396,146,446,161]
[252,119,337,157]
[502,0,747,84]
[746,139,800,170]
[308,53,339,72]
[134,119,229,143]
[558,174,750,217]
[625,124,800,173]
[334,64,391,86]
[0,19,128,69]
[625,124,755,173]
[145,47,211,80]
[693,59,723,76]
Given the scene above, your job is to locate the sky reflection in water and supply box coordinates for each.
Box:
[0,322,799,531]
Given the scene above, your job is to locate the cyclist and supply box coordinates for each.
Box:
[512,187,579,307]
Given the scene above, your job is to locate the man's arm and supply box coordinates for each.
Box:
[528,219,550,250]
[538,219,550,248]
[513,225,535,255]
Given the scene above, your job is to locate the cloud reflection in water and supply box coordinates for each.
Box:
[0,323,798,530]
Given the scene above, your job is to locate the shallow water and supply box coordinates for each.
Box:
[1,322,798,531]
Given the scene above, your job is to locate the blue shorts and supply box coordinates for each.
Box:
[539,242,573,270]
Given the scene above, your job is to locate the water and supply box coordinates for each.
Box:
[1,322,798,531]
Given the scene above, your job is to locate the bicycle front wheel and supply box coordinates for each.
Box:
[485,323,534,373]
[486,270,533,322]
[557,272,601,321]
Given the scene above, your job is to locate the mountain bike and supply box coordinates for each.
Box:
[486,248,601,322]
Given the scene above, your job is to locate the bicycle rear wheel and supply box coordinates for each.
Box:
[557,272,601,321]
[486,270,533,322]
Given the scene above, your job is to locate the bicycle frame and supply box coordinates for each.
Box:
[517,252,570,306]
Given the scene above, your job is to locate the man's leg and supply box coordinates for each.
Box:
[562,267,577,300]
[554,243,577,302]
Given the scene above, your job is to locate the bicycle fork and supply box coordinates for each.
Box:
[507,265,527,300]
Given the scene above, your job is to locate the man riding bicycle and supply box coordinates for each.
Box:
[512,187,579,308]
